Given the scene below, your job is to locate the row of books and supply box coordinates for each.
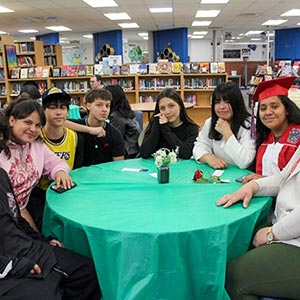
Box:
[10,82,47,96]
[138,78,181,90]
[17,55,35,67]
[95,61,226,76]
[184,77,226,89]
[16,42,35,53]
[51,81,89,93]
[44,45,57,55]
[10,66,52,79]
[101,78,134,90]
[139,95,157,103]
[44,56,57,66]
[184,94,197,105]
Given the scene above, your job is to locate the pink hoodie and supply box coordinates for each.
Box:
[0,140,70,210]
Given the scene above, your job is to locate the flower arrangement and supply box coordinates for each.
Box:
[152,148,177,168]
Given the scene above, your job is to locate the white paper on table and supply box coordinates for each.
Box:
[149,173,157,178]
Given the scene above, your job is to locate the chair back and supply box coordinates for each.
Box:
[134,110,143,130]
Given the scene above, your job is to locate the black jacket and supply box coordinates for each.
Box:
[0,168,57,295]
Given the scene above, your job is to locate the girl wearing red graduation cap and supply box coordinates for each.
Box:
[242,76,300,183]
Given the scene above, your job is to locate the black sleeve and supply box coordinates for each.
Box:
[139,118,160,158]
[110,126,125,158]
[160,123,199,159]
[0,256,35,279]
[73,132,84,169]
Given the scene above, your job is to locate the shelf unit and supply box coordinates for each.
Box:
[0,35,15,107]
[43,44,62,66]
[14,40,44,68]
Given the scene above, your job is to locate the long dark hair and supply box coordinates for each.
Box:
[144,88,198,136]
[209,82,250,140]
[255,95,300,149]
[105,84,135,119]
[0,99,46,158]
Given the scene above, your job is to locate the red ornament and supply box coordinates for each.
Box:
[193,169,203,181]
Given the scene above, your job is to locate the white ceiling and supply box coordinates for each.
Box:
[1,0,300,44]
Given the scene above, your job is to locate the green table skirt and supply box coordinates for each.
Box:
[43,158,272,300]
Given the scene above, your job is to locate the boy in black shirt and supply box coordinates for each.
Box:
[72,89,124,166]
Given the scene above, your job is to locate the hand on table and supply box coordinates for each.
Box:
[242,173,264,184]
[201,154,228,169]
[54,171,73,189]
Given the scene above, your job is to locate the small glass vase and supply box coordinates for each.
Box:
[157,166,170,184]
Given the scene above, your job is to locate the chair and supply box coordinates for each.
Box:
[134,110,143,130]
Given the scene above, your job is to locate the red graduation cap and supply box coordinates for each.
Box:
[253,76,296,102]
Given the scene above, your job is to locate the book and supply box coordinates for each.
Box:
[85,65,94,76]
[20,68,28,79]
[35,67,43,78]
[94,63,103,75]
[60,65,69,77]
[120,63,130,75]
[28,67,35,78]
[78,65,86,76]
[102,57,111,75]
[129,64,138,74]
[42,66,52,78]
[200,62,210,73]
[217,62,226,73]
[112,64,120,75]
[138,64,148,74]
[210,62,218,73]
[172,62,182,74]
[157,61,171,74]
[0,69,4,81]
[11,67,20,79]
[183,63,191,73]
[148,63,158,74]
[190,62,200,73]
[52,67,61,77]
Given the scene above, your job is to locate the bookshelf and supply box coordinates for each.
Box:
[49,76,90,105]
[14,40,44,67]
[44,44,62,66]
[101,74,137,104]
[0,35,14,107]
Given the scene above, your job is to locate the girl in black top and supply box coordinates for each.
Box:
[140,88,199,159]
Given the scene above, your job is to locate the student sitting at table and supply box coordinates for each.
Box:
[216,145,300,300]
[193,82,256,169]
[28,87,84,231]
[241,76,300,184]
[0,167,101,300]
[139,88,199,159]
[105,84,141,158]
[0,99,72,232]
[71,89,125,166]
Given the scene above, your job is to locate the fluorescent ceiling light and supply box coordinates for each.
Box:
[191,36,204,39]
[46,26,72,32]
[118,22,139,28]
[251,38,261,41]
[143,37,149,40]
[59,40,69,44]
[192,21,212,26]
[138,32,148,37]
[239,33,245,36]
[0,31,8,34]
[104,13,130,20]
[0,6,14,13]
[267,32,274,36]
[245,30,263,35]
[196,10,220,17]
[262,19,287,26]
[149,8,172,13]
[201,0,229,3]
[83,34,93,39]
[18,29,39,33]
[281,9,300,17]
[30,37,36,40]
[193,31,208,35]
[82,0,118,7]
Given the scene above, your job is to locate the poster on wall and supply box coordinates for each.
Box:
[62,44,93,65]
[223,49,241,59]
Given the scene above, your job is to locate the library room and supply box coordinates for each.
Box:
[1,1,300,300]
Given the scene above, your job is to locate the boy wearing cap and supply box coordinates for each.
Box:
[28,87,84,231]
[242,76,300,184]
[71,89,124,166]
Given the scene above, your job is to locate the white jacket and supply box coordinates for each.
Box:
[192,117,256,169]
[255,146,300,247]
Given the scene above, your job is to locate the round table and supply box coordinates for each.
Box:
[43,159,272,300]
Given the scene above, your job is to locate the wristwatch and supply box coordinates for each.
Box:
[266,227,274,244]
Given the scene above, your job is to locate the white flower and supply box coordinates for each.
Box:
[152,148,177,167]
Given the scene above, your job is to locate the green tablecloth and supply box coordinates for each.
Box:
[43,159,272,300]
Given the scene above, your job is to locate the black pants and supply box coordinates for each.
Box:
[2,246,101,300]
